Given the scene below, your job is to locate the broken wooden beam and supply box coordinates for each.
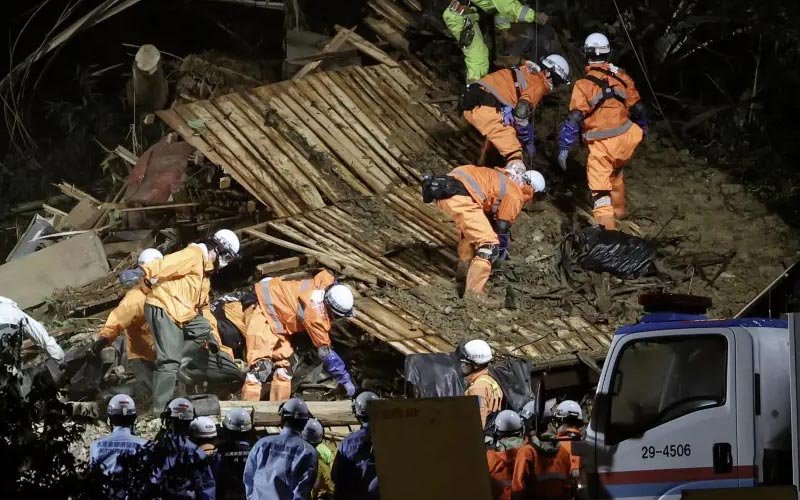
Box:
[334,24,398,67]
[293,26,356,80]
[257,256,316,275]
[219,400,357,426]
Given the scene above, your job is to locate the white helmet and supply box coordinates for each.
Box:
[223,407,253,432]
[324,284,354,318]
[555,400,583,420]
[211,229,240,268]
[584,33,611,59]
[519,399,537,422]
[460,339,493,365]
[523,170,546,193]
[166,397,195,421]
[493,409,523,434]
[137,248,163,266]
[541,54,570,85]
[108,393,137,417]
[190,416,218,439]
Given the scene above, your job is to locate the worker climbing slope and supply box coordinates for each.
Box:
[244,269,356,401]
[461,55,571,166]
[118,229,241,411]
[93,248,162,405]
[558,33,648,230]
[436,0,550,82]
[427,163,545,300]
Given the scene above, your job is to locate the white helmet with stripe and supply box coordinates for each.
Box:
[584,33,611,59]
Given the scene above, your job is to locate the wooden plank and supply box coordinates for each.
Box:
[334,24,398,67]
[0,232,109,309]
[218,400,357,426]
[293,27,355,80]
[172,105,289,216]
[256,256,315,275]
[241,89,373,196]
[189,101,304,214]
[357,298,425,340]
[363,16,410,53]
[211,96,326,210]
[224,93,347,203]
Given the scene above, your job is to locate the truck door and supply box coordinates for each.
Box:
[589,328,741,499]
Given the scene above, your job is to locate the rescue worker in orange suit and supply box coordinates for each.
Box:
[553,400,584,487]
[461,55,571,167]
[118,229,242,412]
[432,161,546,300]
[92,248,163,404]
[242,269,357,402]
[520,399,572,500]
[485,410,536,500]
[557,32,648,230]
[209,292,260,363]
[458,339,503,428]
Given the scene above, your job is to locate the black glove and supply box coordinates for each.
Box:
[250,359,274,384]
[90,338,109,357]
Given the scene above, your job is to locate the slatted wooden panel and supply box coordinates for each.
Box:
[351,295,454,355]
[158,62,480,217]
[245,186,459,289]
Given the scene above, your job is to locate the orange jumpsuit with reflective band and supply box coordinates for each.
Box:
[437,165,533,294]
[532,443,572,500]
[463,67,549,162]
[486,441,537,500]
[465,368,503,427]
[142,244,213,325]
[569,63,643,229]
[242,270,336,401]
[98,285,156,361]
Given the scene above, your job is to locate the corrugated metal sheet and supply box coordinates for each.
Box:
[158,62,480,217]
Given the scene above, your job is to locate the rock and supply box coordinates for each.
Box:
[531,230,545,243]
[720,272,736,279]
[443,306,452,314]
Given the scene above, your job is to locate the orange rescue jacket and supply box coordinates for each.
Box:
[531,441,572,500]
[447,165,534,224]
[98,285,156,361]
[556,428,583,478]
[466,368,504,428]
[569,63,642,142]
[477,66,550,109]
[142,244,214,325]
[486,439,537,500]
[254,270,337,347]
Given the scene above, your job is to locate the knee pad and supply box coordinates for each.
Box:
[475,244,500,263]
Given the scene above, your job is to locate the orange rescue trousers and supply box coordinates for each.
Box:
[463,105,523,162]
[437,195,499,295]
[586,124,643,229]
[241,306,294,402]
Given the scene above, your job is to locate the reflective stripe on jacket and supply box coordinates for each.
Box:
[569,63,642,142]
[448,165,533,223]
[255,269,336,347]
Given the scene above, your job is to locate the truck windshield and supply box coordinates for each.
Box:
[606,335,727,444]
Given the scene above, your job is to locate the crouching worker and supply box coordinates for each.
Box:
[119,229,242,412]
[425,162,546,303]
[242,269,357,401]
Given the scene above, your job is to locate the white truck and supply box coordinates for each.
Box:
[578,294,800,499]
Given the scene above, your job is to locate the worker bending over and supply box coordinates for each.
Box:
[486,410,536,500]
[210,292,259,361]
[119,229,241,411]
[93,248,162,404]
[428,162,545,300]
[332,391,381,500]
[461,56,571,166]
[459,340,502,427]
[558,33,648,230]
[243,269,356,401]
[244,397,318,500]
[438,0,550,83]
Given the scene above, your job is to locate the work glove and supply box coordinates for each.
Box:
[500,106,515,126]
[535,11,549,25]
[557,149,569,171]
[343,381,357,397]
[524,142,537,165]
[119,268,144,288]
[249,359,274,384]
[90,337,109,357]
